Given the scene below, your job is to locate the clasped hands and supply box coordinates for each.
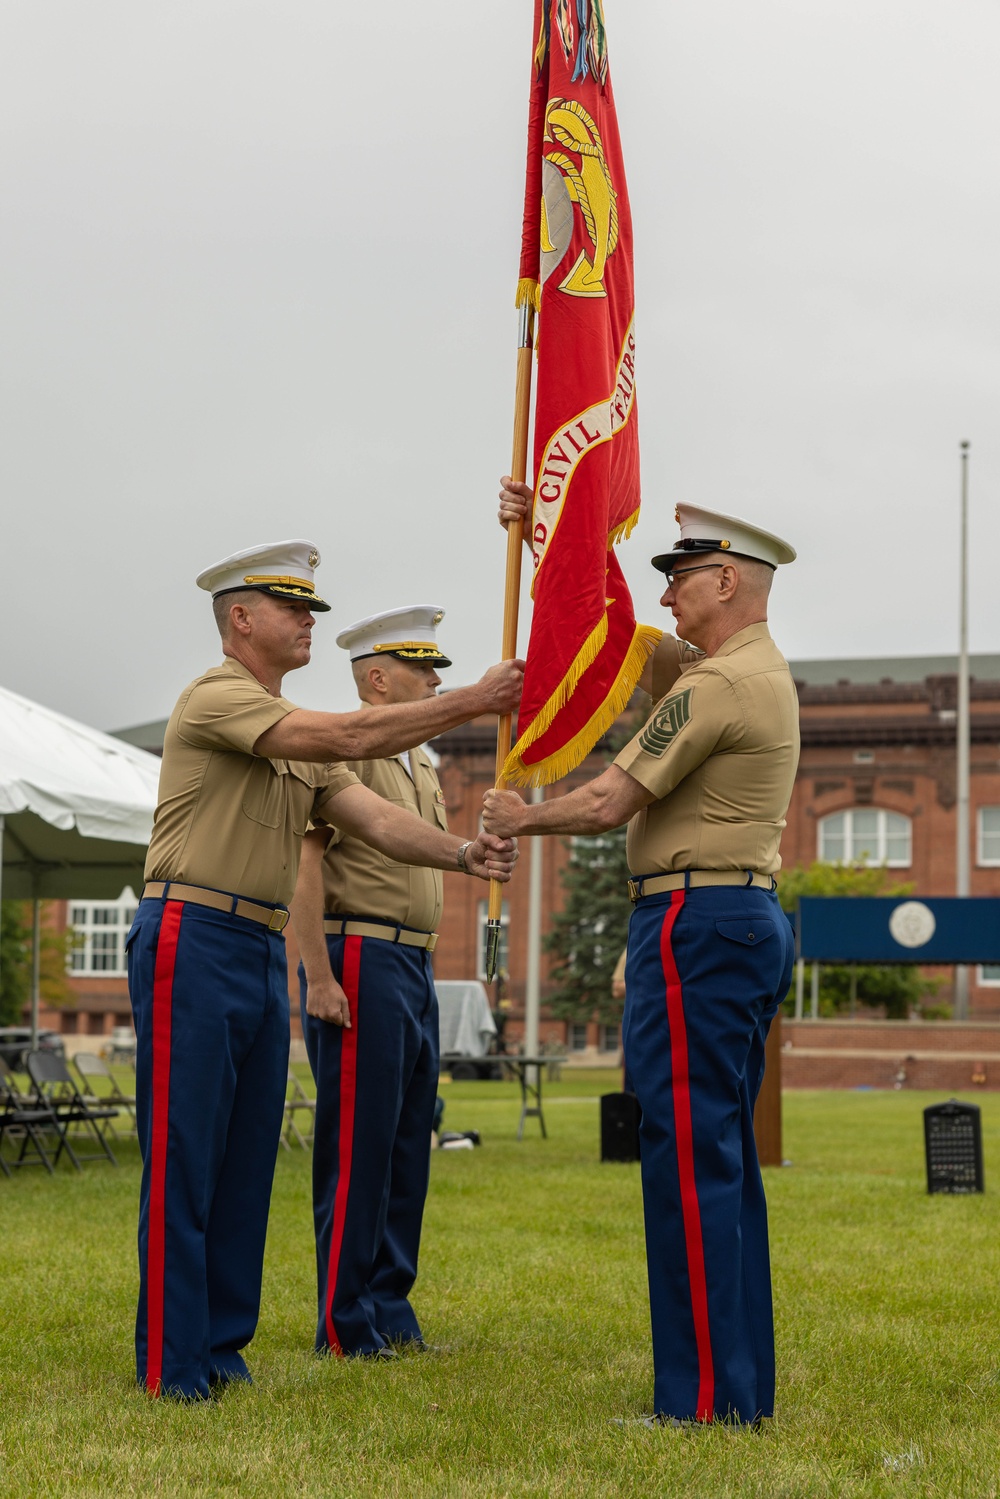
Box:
[463,829,519,882]
[482,788,527,840]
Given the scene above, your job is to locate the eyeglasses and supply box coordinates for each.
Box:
[663,563,725,588]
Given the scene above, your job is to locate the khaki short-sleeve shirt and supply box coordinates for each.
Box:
[144,658,359,905]
[650,632,704,701]
[615,623,800,876]
[319,747,448,933]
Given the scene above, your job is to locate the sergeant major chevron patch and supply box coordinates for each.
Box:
[638,688,692,758]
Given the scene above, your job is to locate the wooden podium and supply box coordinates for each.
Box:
[752,1010,783,1168]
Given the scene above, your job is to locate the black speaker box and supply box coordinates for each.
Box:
[600,1091,641,1162]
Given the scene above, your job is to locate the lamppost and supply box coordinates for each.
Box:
[954,441,970,1020]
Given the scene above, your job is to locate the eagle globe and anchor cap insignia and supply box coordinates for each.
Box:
[638,689,693,758]
[540,97,619,299]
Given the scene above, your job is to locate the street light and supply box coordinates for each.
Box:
[954,441,970,1020]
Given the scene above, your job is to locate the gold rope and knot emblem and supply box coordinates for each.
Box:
[540,97,619,299]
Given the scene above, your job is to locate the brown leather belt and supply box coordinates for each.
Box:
[142,881,290,932]
[322,917,438,953]
[628,870,777,902]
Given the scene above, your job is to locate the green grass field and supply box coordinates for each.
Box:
[3,1073,1000,1497]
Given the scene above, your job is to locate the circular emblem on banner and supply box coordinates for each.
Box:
[889,900,936,949]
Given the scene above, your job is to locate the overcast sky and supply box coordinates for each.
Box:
[1,0,997,732]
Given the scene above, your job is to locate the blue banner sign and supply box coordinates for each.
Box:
[797,897,1000,963]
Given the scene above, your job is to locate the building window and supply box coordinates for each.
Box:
[68,888,138,975]
[569,1023,588,1052]
[599,1024,619,1052]
[978,808,1000,867]
[979,966,1000,987]
[853,751,874,765]
[818,810,911,867]
[476,900,509,982]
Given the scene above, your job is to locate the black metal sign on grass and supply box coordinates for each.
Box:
[923,1099,984,1194]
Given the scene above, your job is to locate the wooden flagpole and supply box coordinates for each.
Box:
[485,298,535,982]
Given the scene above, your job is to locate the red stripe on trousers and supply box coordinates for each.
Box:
[659,891,715,1423]
[324,935,362,1354]
[146,899,183,1396]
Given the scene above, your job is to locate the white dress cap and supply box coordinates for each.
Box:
[196,539,330,611]
[651,504,796,574]
[336,605,451,666]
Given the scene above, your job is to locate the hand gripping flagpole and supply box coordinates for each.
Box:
[485,297,536,983]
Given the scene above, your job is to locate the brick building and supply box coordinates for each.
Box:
[42,650,1000,1047]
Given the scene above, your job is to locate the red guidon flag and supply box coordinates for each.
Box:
[504,0,659,787]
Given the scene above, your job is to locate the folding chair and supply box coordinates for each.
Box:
[281,1070,317,1151]
[0,1056,60,1176]
[107,1026,137,1066]
[74,1052,138,1138]
[26,1051,119,1168]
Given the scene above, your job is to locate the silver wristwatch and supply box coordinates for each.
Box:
[456,841,473,874]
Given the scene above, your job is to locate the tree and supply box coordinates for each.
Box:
[778,862,937,1019]
[0,903,31,1026]
[543,825,631,1024]
[542,714,640,1026]
[0,902,73,1026]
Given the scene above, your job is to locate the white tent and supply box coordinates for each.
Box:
[0,684,161,1041]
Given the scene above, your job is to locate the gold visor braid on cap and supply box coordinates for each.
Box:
[243,574,315,591]
[372,641,439,653]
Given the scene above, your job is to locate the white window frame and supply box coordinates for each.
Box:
[568,1022,588,1052]
[977,808,1000,867]
[68,887,138,976]
[476,899,510,983]
[978,965,1000,987]
[599,1023,620,1052]
[817,809,912,867]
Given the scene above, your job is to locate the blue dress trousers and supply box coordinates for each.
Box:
[127,893,290,1399]
[623,884,794,1425]
[299,927,439,1356]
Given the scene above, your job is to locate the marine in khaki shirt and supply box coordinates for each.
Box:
[128,546,522,1403]
[319,747,448,932]
[291,606,468,1360]
[616,622,800,877]
[145,658,360,906]
[485,486,800,1429]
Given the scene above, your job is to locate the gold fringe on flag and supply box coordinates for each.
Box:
[510,610,610,748]
[607,505,640,548]
[515,277,541,312]
[502,620,661,786]
[534,9,549,73]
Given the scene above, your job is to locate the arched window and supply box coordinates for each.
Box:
[818,810,911,867]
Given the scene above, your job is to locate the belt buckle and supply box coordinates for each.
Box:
[269,909,289,933]
[627,878,640,903]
